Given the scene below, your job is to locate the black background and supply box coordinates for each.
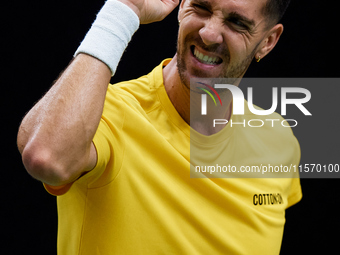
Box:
[3,0,339,254]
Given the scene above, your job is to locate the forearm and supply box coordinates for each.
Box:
[17,0,178,186]
[18,54,111,185]
[17,0,140,185]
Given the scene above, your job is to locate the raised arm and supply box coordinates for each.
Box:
[17,0,179,187]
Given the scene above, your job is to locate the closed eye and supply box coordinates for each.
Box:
[191,0,213,15]
[226,12,255,32]
[228,17,248,30]
[192,3,211,13]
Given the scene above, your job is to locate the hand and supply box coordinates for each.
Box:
[118,0,179,24]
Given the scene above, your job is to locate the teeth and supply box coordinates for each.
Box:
[194,47,220,65]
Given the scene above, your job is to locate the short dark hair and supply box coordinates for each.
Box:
[262,0,291,27]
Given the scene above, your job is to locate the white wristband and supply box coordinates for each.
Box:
[74,0,140,76]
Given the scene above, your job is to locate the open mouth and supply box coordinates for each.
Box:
[191,46,223,65]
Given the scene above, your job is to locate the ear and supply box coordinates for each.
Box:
[255,24,284,61]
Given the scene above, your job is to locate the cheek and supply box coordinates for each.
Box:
[224,31,253,62]
[177,20,202,52]
[180,18,203,38]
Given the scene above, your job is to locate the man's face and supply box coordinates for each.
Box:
[177,0,270,87]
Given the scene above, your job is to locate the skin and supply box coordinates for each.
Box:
[164,0,283,133]
[17,0,283,186]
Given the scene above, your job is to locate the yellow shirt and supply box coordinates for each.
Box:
[45,59,302,255]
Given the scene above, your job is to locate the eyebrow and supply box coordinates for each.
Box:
[192,0,213,10]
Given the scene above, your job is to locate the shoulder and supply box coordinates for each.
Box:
[105,59,169,111]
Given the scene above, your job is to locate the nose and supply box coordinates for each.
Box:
[198,17,224,46]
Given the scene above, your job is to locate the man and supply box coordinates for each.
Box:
[17,0,301,254]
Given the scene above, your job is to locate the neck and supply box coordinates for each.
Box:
[163,56,232,136]
[163,56,190,124]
